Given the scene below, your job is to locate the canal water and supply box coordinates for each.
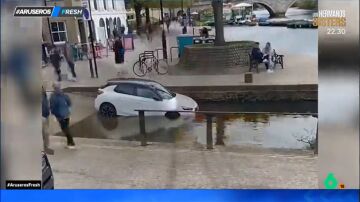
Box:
[60,101,318,151]
[224,8,318,56]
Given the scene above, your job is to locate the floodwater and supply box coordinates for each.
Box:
[58,101,318,151]
[223,8,318,56]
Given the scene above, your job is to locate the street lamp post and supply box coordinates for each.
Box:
[181,0,187,34]
[87,0,98,78]
[160,0,168,59]
[43,0,54,44]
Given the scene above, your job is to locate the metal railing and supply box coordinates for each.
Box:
[135,110,318,154]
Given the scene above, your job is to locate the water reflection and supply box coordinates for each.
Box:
[58,112,317,150]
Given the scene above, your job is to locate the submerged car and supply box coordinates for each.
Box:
[95,78,199,117]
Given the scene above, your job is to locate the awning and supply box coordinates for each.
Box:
[233,3,253,8]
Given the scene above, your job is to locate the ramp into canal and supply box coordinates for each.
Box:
[49,136,317,189]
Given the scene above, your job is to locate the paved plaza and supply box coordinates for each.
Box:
[42,24,317,90]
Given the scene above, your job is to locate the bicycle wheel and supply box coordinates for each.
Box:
[133,61,147,77]
[155,59,169,75]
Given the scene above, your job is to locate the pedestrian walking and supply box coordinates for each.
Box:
[113,36,126,76]
[165,16,171,32]
[49,46,62,81]
[42,86,54,155]
[145,21,153,41]
[63,42,77,81]
[42,42,49,67]
[120,26,126,36]
[50,82,76,149]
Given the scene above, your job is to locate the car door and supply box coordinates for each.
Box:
[112,83,138,116]
[133,85,164,116]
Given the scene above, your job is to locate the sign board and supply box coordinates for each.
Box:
[123,35,134,50]
[81,0,91,21]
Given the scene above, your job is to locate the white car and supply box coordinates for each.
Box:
[95,78,199,117]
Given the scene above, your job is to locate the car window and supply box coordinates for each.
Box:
[156,89,173,100]
[114,83,136,96]
[147,82,174,99]
[136,86,158,99]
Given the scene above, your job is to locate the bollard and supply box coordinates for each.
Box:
[88,58,94,78]
[215,116,225,146]
[245,72,253,83]
[139,111,147,146]
[206,114,213,149]
[315,121,318,155]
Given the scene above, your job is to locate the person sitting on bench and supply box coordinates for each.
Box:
[251,42,263,63]
[262,42,274,72]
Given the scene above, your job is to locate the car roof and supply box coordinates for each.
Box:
[104,78,163,88]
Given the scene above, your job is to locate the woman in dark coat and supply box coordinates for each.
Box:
[113,37,125,76]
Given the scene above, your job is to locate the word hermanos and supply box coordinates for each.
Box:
[313,10,346,27]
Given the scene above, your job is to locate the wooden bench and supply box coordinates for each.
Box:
[248,49,284,73]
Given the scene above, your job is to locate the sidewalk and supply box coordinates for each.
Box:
[42,23,317,90]
[49,136,317,189]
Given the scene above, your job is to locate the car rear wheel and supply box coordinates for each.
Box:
[99,103,117,117]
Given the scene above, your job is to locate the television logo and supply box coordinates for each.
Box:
[313,10,346,35]
[14,6,83,17]
[14,7,53,16]
[313,10,346,27]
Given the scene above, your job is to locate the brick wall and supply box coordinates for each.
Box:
[178,41,257,69]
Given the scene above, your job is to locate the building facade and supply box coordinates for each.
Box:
[42,0,128,46]
[89,0,128,45]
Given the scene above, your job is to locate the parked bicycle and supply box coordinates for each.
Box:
[133,51,168,77]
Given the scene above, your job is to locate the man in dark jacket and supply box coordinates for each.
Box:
[50,82,75,149]
[251,42,263,63]
[63,42,77,81]
[42,86,54,155]
[49,47,62,82]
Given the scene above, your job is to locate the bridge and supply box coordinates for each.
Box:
[192,0,299,18]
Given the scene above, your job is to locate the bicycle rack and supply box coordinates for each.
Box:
[170,46,179,62]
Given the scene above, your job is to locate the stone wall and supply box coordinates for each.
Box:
[167,85,318,102]
[64,84,318,102]
[178,41,257,69]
